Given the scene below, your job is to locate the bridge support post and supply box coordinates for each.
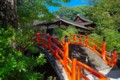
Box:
[36,33,40,44]
[72,54,77,80]
[63,35,69,67]
[102,37,106,61]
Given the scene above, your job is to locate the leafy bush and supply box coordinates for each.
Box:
[90,29,120,54]
[54,26,79,41]
[0,27,46,80]
[103,29,120,53]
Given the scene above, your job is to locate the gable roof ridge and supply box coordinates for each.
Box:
[76,14,93,23]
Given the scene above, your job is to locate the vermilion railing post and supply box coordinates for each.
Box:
[113,48,117,65]
[73,35,76,42]
[36,33,40,44]
[79,38,81,44]
[102,37,106,60]
[77,65,80,80]
[63,35,69,67]
[71,54,77,80]
[92,44,96,50]
[85,36,89,46]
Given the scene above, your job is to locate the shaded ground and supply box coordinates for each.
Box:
[24,48,59,80]
[34,59,59,80]
[69,44,108,71]
[99,66,120,80]
[69,44,120,80]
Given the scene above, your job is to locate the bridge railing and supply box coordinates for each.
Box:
[31,33,109,80]
[71,34,117,66]
[65,56,109,80]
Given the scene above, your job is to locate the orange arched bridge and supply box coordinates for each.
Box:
[30,33,117,80]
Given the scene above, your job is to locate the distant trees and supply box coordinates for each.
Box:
[17,0,70,27]
[55,0,120,53]
[87,0,120,53]
[86,0,120,32]
[55,6,89,20]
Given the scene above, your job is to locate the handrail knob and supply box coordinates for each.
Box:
[65,35,68,42]
[113,48,117,51]
[103,37,106,42]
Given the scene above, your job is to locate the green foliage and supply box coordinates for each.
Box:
[47,76,56,80]
[86,0,120,32]
[1,0,73,79]
[54,26,79,41]
[55,0,120,54]
[86,0,120,53]
[90,33,102,41]
[17,0,70,25]
[90,29,120,53]
[0,27,46,80]
[103,29,120,53]
[55,6,89,19]
[55,6,73,19]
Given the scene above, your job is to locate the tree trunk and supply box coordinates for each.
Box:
[0,0,18,28]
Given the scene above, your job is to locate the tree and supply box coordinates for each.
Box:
[0,0,70,28]
[0,27,46,80]
[0,0,18,28]
[86,0,120,53]
[0,0,71,79]
[17,0,70,26]
[55,6,72,19]
[55,6,89,20]
[54,26,79,41]
[86,0,120,32]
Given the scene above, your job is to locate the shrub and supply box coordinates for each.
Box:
[54,26,79,41]
[90,29,120,54]
[0,27,46,80]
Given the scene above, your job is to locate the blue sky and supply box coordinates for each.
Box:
[49,0,89,12]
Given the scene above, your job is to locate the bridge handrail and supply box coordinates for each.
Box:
[72,34,102,49]
[71,34,117,66]
[31,33,109,80]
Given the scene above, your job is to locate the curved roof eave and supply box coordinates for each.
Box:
[57,16,88,30]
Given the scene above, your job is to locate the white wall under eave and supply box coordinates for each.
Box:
[48,25,58,29]
[60,25,67,29]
